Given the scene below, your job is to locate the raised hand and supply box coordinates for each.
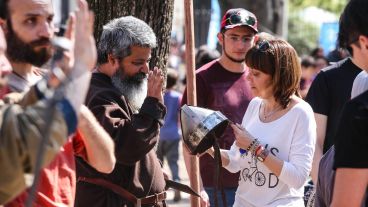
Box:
[200,189,210,207]
[48,0,96,89]
[73,0,96,73]
[230,123,254,150]
[62,0,95,114]
[147,67,164,103]
[54,13,75,76]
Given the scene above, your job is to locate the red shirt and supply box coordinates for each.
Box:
[0,70,11,99]
[5,131,85,207]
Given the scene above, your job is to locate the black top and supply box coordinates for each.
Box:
[334,90,368,169]
[306,58,361,153]
[333,90,368,207]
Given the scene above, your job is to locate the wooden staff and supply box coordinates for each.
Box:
[184,0,200,206]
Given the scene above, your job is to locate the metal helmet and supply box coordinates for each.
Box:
[180,105,229,155]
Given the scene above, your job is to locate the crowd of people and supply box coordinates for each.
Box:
[0,0,367,207]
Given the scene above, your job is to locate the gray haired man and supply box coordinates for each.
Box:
[75,16,167,207]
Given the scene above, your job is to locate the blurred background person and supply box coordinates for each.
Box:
[314,56,329,74]
[299,56,316,98]
[195,45,220,69]
[157,68,183,202]
[310,47,325,59]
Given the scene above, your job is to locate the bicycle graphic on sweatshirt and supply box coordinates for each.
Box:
[241,159,266,186]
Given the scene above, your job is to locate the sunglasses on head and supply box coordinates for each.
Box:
[226,11,256,27]
[256,40,271,52]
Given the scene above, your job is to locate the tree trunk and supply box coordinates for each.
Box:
[193,0,212,48]
[219,0,287,38]
[86,0,175,72]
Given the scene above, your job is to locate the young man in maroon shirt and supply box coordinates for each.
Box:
[182,8,258,207]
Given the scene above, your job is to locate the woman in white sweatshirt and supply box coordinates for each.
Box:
[206,39,316,207]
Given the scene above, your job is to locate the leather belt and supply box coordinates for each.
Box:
[78,177,166,207]
[137,192,166,206]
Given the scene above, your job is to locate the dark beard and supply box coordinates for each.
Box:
[223,40,245,63]
[120,71,147,86]
[5,20,53,67]
[111,68,147,111]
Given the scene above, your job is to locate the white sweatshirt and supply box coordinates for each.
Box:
[351,70,368,99]
[225,97,316,207]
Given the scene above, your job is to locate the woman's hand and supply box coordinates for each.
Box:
[200,189,210,207]
[230,123,253,150]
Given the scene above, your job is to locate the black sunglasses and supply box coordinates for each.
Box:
[256,40,271,52]
[226,11,256,26]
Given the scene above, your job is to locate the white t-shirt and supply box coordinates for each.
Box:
[225,97,316,207]
[351,70,368,99]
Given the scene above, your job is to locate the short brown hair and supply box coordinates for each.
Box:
[245,39,301,108]
[166,68,178,89]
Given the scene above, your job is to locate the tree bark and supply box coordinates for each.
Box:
[86,0,175,72]
[193,0,212,48]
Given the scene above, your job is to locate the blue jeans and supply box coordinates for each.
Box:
[156,139,180,181]
[204,187,236,207]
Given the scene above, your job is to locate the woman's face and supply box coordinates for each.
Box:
[247,68,273,98]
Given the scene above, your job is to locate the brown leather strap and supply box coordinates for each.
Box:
[138,192,167,205]
[213,134,227,207]
[78,177,166,206]
[78,177,137,203]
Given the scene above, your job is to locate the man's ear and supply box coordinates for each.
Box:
[355,35,368,52]
[360,35,368,50]
[107,54,118,66]
[217,32,224,46]
[253,34,259,44]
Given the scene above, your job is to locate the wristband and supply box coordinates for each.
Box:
[47,66,67,88]
[250,140,260,156]
[239,148,247,155]
[256,148,270,162]
[255,145,264,156]
[246,138,258,151]
[52,66,67,82]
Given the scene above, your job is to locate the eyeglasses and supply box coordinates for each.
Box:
[256,40,271,52]
[223,34,254,43]
[225,11,256,27]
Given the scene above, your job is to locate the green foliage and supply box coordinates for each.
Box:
[287,0,347,56]
[289,0,348,14]
[287,14,319,56]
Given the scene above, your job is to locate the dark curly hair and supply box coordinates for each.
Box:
[0,0,9,19]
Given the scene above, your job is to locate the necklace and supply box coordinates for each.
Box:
[262,101,283,120]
